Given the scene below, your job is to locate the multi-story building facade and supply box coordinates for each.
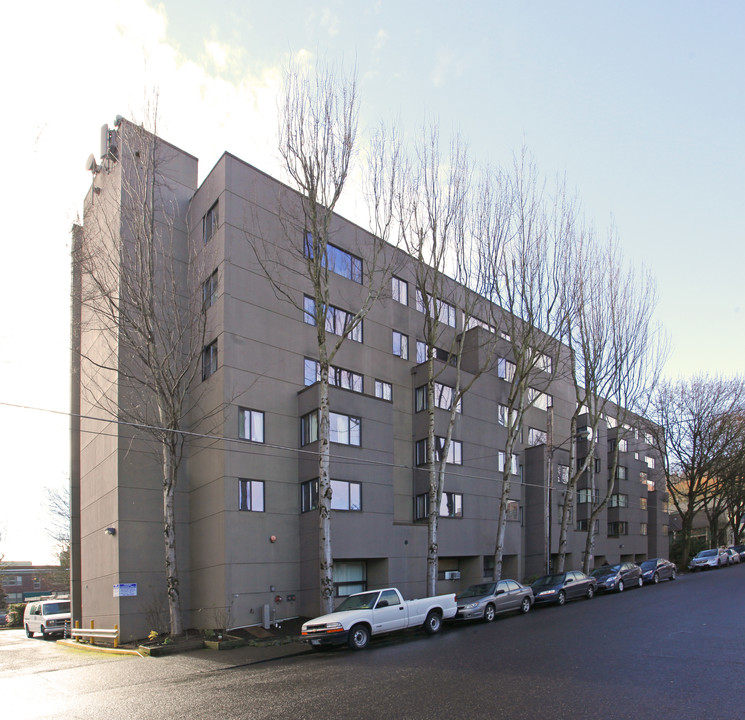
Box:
[71,119,668,640]
[0,562,69,605]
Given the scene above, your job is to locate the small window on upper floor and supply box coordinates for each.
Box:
[375,380,392,401]
[202,269,218,309]
[239,479,265,512]
[392,276,408,305]
[239,408,265,443]
[304,233,362,283]
[202,340,217,380]
[203,201,218,244]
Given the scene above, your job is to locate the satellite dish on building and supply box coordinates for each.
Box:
[86,153,100,174]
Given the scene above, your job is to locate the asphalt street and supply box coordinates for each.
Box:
[2,563,743,720]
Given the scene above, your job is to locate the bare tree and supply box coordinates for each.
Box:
[485,152,572,581]
[395,127,503,595]
[574,242,667,573]
[250,60,396,613]
[650,375,745,568]
[721,422,745,543]
[75,106,206,635]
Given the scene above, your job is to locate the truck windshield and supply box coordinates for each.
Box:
[335,592,379,611]
[42,602,70,615]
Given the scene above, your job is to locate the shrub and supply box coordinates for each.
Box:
[6,603,26,628]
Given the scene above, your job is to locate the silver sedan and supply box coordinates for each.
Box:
[455,580,533,622]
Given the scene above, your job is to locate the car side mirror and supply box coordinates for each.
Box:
[496,589,505,595]
[377,600,388,608]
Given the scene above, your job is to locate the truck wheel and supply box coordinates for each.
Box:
[423,610,442,635]
[347,624,370,650]
[26,625,34,638]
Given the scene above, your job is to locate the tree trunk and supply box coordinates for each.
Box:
[318,363,334,614]
[162,441,182,636]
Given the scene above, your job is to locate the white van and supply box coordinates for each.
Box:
[23,599,71,639]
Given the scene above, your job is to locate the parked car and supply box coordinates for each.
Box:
[531,571,596,606]
[725,548,740,565]
[730,544,745,561]
[0,610,7,626]
[455,580,533,622]
[639,558,677,584]
[300,587,457,650]
[23,599,71,639]
[688,548,728,571]
[591,562,643,592]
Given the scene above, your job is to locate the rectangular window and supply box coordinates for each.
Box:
[578,488,600,504]
[202,340,218,380]
[329,412,361,446]
[645,456,655,469]
[497,357,516,381]
[616,466,628,481]
[331,480,362,511]
[557,464,570,484]
[639,471,648,485]
[303,359,363,393]
[239,479,265,512]
[465,316,496,334]
[498,452,519,475]
[595,458,602,474]
[415,383,461,413]
[392,331,409,359]
[576,519,600,533]
[203,200,218,243]
[608,521,628,537]
[415,290,456,327]
[304,234,362,283]
[528,388,549,411]
[498,405,518,427]
[506,499,519,522]
[301,479,318,512]
[527,427,547,446]
[416,437,462,465]
[374,380,392,401]
[536,352,553,374]
[392,276,408,305]
[608,438,628,453]
[414,492,463,520]
[640,497,648,511]
[202,269,218,309]
[609,494,629,508]
[239,408,265,443]
[300,411,319,446]
[304,296,362,342]
[416,340,427,364]
[640,522,648,536]
[334,561,367,597]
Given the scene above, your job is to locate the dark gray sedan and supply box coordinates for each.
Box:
[639,558,677,584]
[591,562,643,592]
[455,580,533,621]
[531,571,596,606]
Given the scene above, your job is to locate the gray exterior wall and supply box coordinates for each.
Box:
[73,124,669,637]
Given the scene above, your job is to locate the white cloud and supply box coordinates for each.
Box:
[0,0,285,563]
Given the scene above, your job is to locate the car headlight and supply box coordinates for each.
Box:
[537,589,556,597]
[462,602,480,610]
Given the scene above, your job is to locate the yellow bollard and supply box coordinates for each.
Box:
[114,624,119,649]
[90,619,95,645]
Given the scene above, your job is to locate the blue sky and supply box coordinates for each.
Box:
[1,0,743,563]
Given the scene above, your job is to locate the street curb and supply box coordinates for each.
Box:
[56,639,145,656]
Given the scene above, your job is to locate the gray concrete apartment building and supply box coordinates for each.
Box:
[71,119,668,641]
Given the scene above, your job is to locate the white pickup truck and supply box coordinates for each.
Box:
[300,587,457,650]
